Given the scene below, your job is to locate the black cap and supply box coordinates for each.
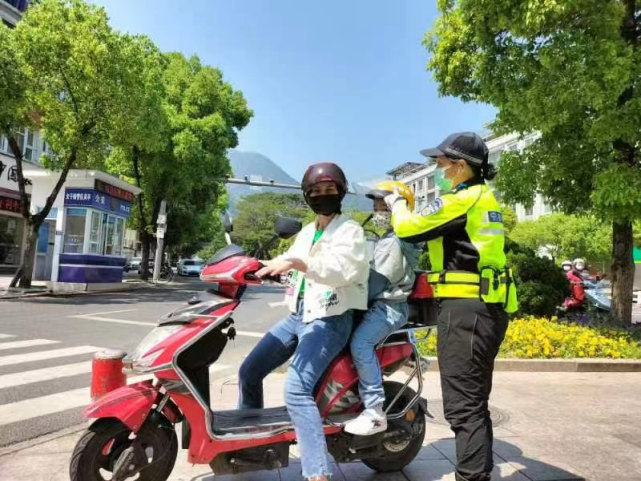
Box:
[420,132,489,166]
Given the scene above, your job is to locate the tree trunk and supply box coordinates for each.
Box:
[611,220,634,326]
[12,221,40,289]
[139,230,151,281]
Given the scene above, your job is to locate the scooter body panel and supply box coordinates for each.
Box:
[82,381,173,431]
[316,343,414,417]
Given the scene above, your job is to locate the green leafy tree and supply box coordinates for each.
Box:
[0,0,150,287]
[426,1,641,325]
[232,192,308,257]
[109,52,252,278]
[510,213,612,269]
[502,205,518,236]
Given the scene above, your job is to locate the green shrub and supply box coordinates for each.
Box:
[506,239,569,317]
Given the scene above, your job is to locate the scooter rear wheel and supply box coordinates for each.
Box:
[361,381,426,473]
[69,417,177,481]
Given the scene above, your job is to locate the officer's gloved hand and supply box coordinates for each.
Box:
[384,188,405,210]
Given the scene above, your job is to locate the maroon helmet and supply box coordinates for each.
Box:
[301,162,348,199]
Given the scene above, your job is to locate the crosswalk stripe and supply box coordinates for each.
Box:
[0,339,60,351]
[0,334,16,340]
[0,362,92,389]
[77,309,137,317]
[0,346,100,367]
[70,314,154,327]
[0,376,149,426]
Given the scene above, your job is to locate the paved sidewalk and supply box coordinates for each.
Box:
[1,371,640,480]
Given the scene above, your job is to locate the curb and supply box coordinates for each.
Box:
[0,282,158,300]
[0,422,88,458]
[424,357,641,372]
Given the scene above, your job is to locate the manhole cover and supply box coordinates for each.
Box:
[425,399,510,427]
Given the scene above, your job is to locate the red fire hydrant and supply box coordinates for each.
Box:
[90,349,127,400]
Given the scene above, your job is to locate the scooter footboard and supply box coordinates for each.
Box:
[83,380,178,432]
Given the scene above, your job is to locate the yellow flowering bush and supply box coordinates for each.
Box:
[417,316,641,359]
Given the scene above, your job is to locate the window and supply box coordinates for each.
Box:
[488,151,501,165]
[427,176,435,190]
[113,217,124,256]
[0,215,23,266]
[525,206,534,217]
[14,129,35,161]
[88,211,101,254]
[24,130,35,161]
[63,208,87,253]
[415,196,424,212]
[102,214,116,255]
[427,192,436,203]
[411,183,416,193]
[417,180,424,192]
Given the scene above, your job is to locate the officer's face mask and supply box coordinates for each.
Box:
[575,262,585,271]
[434,162,459,192]
[372,211,391,229]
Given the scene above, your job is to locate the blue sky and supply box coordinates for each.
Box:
[94,0,495,182]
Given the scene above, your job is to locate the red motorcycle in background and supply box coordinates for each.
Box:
[69,216,436,481]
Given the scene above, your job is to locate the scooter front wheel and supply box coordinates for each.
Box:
[69,417,177,481]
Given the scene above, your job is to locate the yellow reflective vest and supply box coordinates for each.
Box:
[390,182,518,313]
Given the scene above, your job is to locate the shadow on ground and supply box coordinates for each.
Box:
[184,438,583,481]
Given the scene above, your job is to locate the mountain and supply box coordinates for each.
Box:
[226,150,373,214]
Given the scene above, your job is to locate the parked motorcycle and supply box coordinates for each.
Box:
[69,216,435,481]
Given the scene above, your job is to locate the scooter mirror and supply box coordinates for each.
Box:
[275,216,302,239]
[222,211,233,233]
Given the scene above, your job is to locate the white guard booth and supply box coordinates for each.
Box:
[25,168,141,291]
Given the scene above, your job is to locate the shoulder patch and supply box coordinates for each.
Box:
[487,211,503,223]
[420,198,443,216]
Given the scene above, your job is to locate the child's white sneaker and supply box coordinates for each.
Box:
[343,405,387,436]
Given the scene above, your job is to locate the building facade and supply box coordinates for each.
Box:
[386,130,551,223]
[0,0,32,273]
[484,130,552,222]
[386,162,440,214]
[0,130,48,273]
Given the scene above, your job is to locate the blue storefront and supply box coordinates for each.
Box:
[58,185,133,283]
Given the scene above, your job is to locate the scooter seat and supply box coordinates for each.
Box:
[212,406,292,435]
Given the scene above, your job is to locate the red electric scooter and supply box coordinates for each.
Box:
[69,217,436,481]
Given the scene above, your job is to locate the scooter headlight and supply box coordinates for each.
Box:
[124,324,183,373]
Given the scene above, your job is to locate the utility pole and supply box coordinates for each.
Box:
[153,200,167,283]
[215,177,358,195]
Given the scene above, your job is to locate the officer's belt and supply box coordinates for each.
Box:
[426,270,508,299]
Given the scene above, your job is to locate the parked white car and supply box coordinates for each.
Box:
[178,259,204,276]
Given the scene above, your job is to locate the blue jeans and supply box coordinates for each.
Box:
[238,302,353,479]
[351,300,409,409]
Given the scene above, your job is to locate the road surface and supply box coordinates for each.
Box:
[0,277,287,447]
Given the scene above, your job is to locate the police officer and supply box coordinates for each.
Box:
[385,132,518,481]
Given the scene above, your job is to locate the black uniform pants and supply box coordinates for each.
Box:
[437,299,509,481]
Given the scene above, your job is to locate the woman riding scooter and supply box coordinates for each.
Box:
[238,162,369,481]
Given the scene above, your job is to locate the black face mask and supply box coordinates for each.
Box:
[308,194,342,216]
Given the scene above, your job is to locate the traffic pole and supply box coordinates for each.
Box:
[90,349,127,400]
[153,200,167,283]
